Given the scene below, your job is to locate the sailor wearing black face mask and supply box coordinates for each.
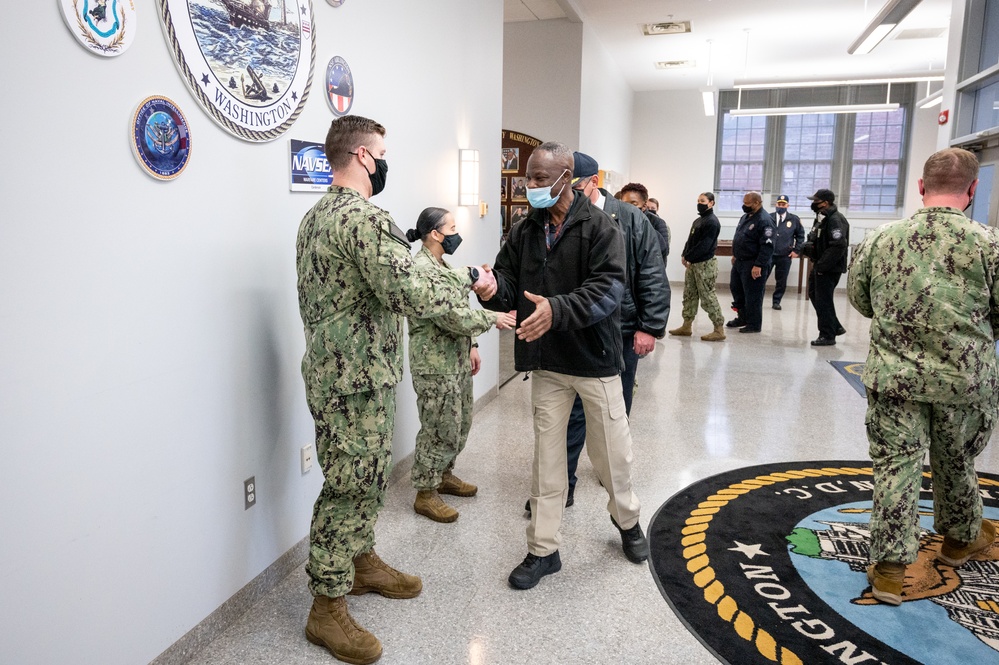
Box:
[726,191,775,333]
[803,188,850,346]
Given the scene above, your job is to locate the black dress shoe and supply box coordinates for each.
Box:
[726,318,746,328]
[611,516,649,563]
[508,551,561,589]
[738,326,762,333]
[811,337,836,346]
[836,326,847,336]
[772,303,782,310]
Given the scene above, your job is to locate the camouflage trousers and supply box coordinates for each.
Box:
[307,387,395,598]
[866,391,994,564]
[410,372,473,491]
[681,258,724,326]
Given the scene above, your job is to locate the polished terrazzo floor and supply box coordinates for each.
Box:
[186,286,999,665]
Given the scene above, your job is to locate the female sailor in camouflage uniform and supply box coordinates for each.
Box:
[405,208,516,522]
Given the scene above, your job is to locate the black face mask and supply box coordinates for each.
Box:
[775,207,787,216]
[697,203,710,215]
[810,201,823,213]
[439,232,462,255]
[742,204,754,214]
[366,157,388,196]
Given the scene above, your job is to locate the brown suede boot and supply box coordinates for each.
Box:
[349,549,423,598]
[414,490,459,522]
[305,595,382,664]
[939,519,996,567]
[669,320,693,336]
[438,471,477,497]
[866,562,906,606]
[701,324,726,342]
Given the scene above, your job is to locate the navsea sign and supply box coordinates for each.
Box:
[155,0,315,142]
[290,139,333,192]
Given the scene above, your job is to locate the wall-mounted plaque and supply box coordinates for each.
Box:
[324,56,354,117]
[60,0,137,57]
[130,96,192,180]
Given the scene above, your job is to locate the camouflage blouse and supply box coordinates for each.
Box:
[408,246,495,376]
[848,206,999,407]
[296,186,469,404]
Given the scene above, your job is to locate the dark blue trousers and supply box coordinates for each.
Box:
[565,333,638,489]
[769,255,792,305]
[730,259,766,329]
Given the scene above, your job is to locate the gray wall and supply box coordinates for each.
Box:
[0,1,504,663]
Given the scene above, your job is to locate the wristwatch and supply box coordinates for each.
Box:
[467,266,480,284]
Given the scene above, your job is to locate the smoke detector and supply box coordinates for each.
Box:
[643,21,691,36]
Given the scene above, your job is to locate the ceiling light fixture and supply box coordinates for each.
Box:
[734,74,943,89]
[848,0,923,55]
[730,103,900,117]
[702,40,716,117]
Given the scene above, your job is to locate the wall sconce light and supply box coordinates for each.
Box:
[459,149,479,207]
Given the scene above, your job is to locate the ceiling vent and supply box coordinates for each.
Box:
[643,21,691,36]
[655,60,696,70]
[893,27,947,40]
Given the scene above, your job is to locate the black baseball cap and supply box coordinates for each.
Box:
[807,189,835,203]
[572,151,599,183]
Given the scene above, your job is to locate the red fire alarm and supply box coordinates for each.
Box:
[938,109,949,125]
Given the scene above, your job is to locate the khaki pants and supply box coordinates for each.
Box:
[527,371,641,556]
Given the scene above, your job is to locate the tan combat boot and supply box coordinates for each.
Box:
[669,320,693,336]
[349,549,423,598]
[701,324,726,342]
[938,519,996,567]
[305,595,382,664]
[438,471,477,497]
[414,490,459,523]
[866,561,906,606]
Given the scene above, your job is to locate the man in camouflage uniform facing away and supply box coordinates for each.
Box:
[848,147,999,606]
[296,115,486,664]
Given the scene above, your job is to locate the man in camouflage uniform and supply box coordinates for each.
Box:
[848,147,999,606]
[296,115,485,664]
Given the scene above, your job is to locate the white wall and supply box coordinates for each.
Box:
[578,23,633,175]
[902,105,943,218]
[503,19,583,147]
[0,2,503,663]
[630,90,719,284]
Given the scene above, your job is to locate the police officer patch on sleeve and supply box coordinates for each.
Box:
[832,229,842,240]
[764,227,773,237]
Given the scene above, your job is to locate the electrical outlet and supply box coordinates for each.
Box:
[301,444,314,473]
[244,476,256,510]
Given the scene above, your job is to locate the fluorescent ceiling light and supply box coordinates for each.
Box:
[702,89,716,117]
[734,74,943,89]
[730,103,900,117]
[848,0,923,55]
[917,89,943,108]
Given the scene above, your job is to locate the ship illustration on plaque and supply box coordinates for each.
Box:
[155,0,315,142]
[60,0,137,57]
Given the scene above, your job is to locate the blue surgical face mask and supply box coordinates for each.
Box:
[525,169,570,209]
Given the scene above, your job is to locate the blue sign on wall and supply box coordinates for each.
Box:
[289,139,333,192]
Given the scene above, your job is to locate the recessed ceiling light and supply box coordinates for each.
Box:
[643,21,691,36]
[656,60,696,70]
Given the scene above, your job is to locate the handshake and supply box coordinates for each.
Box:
[468,264,498,300]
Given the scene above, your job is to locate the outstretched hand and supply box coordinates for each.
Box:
[494,311,517,330]
[516,291,552,342]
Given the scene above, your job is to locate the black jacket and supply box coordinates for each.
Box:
[732,207,775,267]
[599,190,670,337]
[805,204,850,274]
[646,211,670,265]
[481,191,626,377]
[681,210,720,264]
[770,210,805,258]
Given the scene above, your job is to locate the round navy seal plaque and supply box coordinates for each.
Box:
[326,0,346,6]
[60,0,137,57]
[324,56,354,116]
[155,0,315,142]
[130,96,192,180]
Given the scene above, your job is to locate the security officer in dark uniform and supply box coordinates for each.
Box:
[802,188,849,346]
[768,194,805,310]
[727,191,775,333]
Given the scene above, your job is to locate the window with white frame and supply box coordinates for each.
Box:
[713,85,914,215]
